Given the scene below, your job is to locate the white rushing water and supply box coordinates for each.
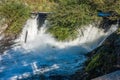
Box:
[0,15,118,80]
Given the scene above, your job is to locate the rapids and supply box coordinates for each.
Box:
[0,15,118,80]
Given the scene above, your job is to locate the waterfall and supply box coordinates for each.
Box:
[18,15,118,51]
[0,14,118,80]
[20,16,38,43]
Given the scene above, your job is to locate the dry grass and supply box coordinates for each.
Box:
[20,0,56,12]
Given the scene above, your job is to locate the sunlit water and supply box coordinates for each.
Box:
[0,15,118,80]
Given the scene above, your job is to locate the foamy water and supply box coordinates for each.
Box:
[0,15,118,80]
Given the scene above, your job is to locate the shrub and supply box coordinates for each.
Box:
[47,0,120,41]
[48,0,96,41]
[0,0,30,35]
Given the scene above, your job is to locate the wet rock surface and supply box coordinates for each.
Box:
[92,70,120,80]
[70,31,120,80]
[0,35,16,54]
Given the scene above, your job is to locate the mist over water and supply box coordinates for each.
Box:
[0,15,118,80]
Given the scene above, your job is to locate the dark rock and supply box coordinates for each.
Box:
[0,34,17,54]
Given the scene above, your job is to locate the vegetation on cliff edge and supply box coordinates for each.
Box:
[85,32,120,79]
[48,0,120,41]
[0,0,55,36]
[0,0,120,40]
[0,0,30,36]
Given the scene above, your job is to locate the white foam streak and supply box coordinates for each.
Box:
[31,62,59,74]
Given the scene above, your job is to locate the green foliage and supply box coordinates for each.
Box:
[1,0,120,39]
[85,53,101,72]
[48,26,77,41]
[20,0,56,12]
[90,0,120,20]
[0,1,30,35]
[90,0,120,12]
[48,0,96,41]
[47,0,120,41]
[85,46,117,75]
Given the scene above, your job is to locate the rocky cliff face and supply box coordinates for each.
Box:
[85,31,120,79]
[70,29,120,80]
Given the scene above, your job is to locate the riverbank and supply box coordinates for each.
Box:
[70,29,120,80]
